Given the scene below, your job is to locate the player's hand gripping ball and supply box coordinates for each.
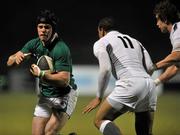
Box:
[37,55,54,71]
[30,55,53,84]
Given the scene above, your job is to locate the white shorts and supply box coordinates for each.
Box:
[107,77,157,112]
[33,89,78,118]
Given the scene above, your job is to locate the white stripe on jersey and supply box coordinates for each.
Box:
[93,31,152,80]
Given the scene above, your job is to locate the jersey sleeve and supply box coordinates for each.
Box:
[53,42,71,72]
[139,42,154,74]
[93,40,111,98]
[143,48,154,73]
[93,40,107,58]
[20,39,38,53]
[171,27,180,52]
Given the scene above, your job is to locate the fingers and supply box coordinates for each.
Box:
[30,64,36,72]
[82,108,92,114]
[12,51,32,65]
[14,51,25,64]
[82,98,101,114]
[82,105,94,114]
[30,64,41,77]
[15,56,23,64]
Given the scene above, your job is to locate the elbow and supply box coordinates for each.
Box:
[106,69,111,76]
[105,66,111,75]
[173,66,179,74]
[57,77,70,87]
[63,78,70,86]
[100,68,111,77]
[102,65,111,73]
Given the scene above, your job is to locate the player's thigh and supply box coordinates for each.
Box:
[95,98,127,121]
[94,99,113,127]
[53,111,69,130]
[45,111,69,132]
[34,97,53,118]
[32,116,49,135]
[50,89,78,117]
[32,98,52,135]
[135,78,157,112]
[103,105,129,121]
[45,89,77,132]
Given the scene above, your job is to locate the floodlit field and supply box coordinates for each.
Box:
[0,91,180,135]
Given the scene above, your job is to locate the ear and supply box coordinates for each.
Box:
[164,19,170,25]
[98,27,102,31]
[102,30,106,37]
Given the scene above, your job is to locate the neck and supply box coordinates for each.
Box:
[43,33,58,46]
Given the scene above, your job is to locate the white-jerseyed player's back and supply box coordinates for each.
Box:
[94,30,153,80]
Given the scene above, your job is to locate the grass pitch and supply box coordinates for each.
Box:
[0,91,180,135]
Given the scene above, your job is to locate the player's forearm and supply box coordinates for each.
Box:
[158,65,178,83]
[156,52,180,69]
[156,59,178,69]
[7,51,31,67]
[156,60,173,69]
[96,51,111,98]
[97,69,111,99]
[41,72,70,87]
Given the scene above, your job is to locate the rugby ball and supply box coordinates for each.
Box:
[37,55,53,71]
[36,55,53,86]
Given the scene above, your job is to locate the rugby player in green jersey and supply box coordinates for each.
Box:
[7,9,78,135]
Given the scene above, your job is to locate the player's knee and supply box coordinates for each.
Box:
[93,118,102,129]
[45,123,60,135]
[45,128,59,135]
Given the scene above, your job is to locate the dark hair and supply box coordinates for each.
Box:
[153,0,180,24]
[36,9,59,31]
[98,17,117,32]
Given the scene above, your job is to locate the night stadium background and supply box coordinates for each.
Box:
[0,0,180,135]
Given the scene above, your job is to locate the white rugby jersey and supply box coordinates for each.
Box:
[170,21,180,52]
[93,31,153,80]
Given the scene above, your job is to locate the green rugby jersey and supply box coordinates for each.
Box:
[21,37,77,97]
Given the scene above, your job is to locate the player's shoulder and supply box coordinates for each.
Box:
[26,37,40,44]
[53,40,71,56]
[95,34,111,45]
[93,38,107,50]
[175,21,180,30]
[172,22,180,34]
[55,40,69,49]
[93,38,108,57]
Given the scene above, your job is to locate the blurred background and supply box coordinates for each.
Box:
[0,0,180,135]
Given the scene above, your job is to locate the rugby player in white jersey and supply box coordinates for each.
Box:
[151,1,180,85]
[83,17,157,135]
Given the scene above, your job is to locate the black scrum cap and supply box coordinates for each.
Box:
[36,9,59,31]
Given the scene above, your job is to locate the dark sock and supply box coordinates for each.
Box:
[135,111,153,135]
[103,122,121,135]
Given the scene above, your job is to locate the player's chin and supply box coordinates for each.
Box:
[161,28,168,33]
[39,37,48,42]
